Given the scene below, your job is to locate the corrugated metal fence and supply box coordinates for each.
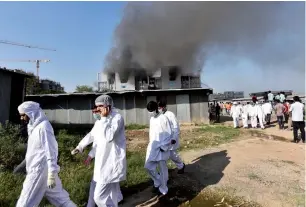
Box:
[26,89,212,125]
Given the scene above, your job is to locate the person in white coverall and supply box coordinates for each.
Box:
[241,102,249,128]
[16,101,76,207]
[157,100,185,174]
[262,101,273,125]
[76,95,126,207]
[71,107,124,207]
[248,101,258,128]
[145,101,172,196]
[230,102,241,128]
[257,102,265,129]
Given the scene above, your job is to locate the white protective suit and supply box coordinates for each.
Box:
[164,110,184,170]
[230,103,241,128]
[16,101,76,207]
[248,103,264,128]
[145,113,172,195]
[91,109,126,207]
[262,102,273,116]
[241,104,249,128]
[73,120,123,207]
[257,104,265,129]
[248,103,258,128]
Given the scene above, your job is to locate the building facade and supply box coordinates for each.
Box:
[26,88,212,126]
[210,91,244,101]
[0,68,32,124]
[97,67,201,92]
[40,79,64,92]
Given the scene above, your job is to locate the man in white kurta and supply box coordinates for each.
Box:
[145,101,172,196]
[90,95,126,207]
[16,101,76,207]
[158,100,185,174]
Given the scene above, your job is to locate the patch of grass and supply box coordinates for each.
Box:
[248,173,262,181]
[267,159,298,168]
[280,160,296,165]
[125,124,148,130]
[180,125,240,150]
[248,130,289,142]
[0,129,150,207]
[180,187,261,207]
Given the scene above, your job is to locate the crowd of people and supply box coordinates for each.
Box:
[210,91,305,144]
[13,95,185,207]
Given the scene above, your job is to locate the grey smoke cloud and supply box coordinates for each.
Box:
[104,2,304,77]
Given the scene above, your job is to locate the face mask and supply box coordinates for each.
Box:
[93,113,101,120]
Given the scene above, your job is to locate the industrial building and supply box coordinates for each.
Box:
[25,67,212,126]
[40,79,64,92]
[209,91,244,101]
[97,66,201,92]
[249,90,293,97]
[0,67,32,124]
[26,88,213,126]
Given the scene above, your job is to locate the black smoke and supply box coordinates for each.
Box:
[104,2,304,78]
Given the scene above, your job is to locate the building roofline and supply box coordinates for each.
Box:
[26,87,213,98]
[0,68,34,78]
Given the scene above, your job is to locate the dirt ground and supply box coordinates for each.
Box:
[181,139,305,207]
[121,119,305,207]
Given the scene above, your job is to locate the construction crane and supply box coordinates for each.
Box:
[0,59,50,78]
[0,40,56,51]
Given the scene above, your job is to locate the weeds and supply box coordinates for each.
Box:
[125,124,148,130]
[180,125,240,150]
[0,125,150,207]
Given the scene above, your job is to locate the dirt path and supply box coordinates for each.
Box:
[180,138,305,207]
[121,130,305,207]
[221,116,301,141]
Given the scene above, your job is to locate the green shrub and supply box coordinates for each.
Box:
[56,129,85,164]
[0,122,25,170]
[0,125,151,206]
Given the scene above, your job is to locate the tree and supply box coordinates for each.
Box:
[75,85,94,93]
[15,69,65,95]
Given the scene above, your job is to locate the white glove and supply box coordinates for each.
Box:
[71,147,81,155]
[47,172,56,189]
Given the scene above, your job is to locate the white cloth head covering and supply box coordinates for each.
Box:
[233,102,238,105]
[18,101,48,135]
[95,95,114,107]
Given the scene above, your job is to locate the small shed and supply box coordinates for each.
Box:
[0,68,32,124]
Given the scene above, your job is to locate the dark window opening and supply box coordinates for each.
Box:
[169,67,178,81]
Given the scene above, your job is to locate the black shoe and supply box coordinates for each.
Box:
[177,163,185,174]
